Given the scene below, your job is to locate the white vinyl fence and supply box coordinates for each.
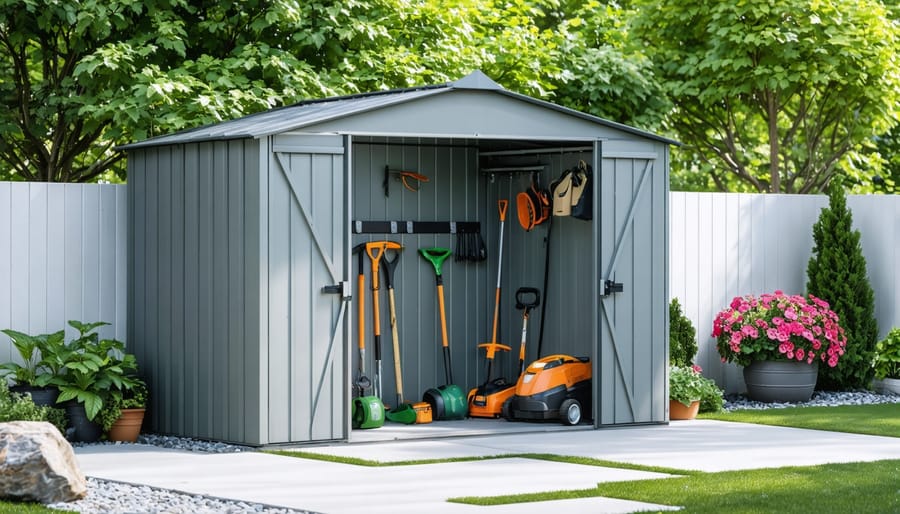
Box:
[1,183,897,395]
[670,192,900,393]
[0,182,127,365]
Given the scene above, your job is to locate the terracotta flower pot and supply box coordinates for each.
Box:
[106,408,146,442]
[669,399,700,420]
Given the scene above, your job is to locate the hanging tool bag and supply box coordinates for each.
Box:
[516,172,551,231]
[551,160,592,220]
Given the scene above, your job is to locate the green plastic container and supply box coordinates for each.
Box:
[423,384,467,420]
[352,396,385,429]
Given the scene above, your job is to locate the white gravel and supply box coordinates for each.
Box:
[723,389,900,411]
[48,390,899,513]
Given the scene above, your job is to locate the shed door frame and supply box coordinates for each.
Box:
[268,134,351,443]
[594,140,657,426]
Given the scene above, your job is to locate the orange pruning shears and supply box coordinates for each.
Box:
[383,165,430,196]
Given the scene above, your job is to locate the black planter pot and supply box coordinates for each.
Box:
[63,401,103,443]
[9,385,60,407]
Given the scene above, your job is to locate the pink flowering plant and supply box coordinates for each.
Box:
[713,290,847,368]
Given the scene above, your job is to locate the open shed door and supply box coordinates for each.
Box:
[266,134,351,443]
[594,141,667,425]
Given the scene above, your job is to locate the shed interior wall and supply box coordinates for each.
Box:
[350,139,599,406]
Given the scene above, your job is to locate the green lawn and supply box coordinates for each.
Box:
[700,402,900,437]
[448,403,900,512]
[0,502,74,514]
[451,459,900,513]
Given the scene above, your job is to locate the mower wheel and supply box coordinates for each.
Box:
[559,399,582,425]
[501,398,513,421]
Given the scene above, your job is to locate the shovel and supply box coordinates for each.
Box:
[380,245,422,424]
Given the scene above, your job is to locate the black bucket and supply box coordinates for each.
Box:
[64,401,102,443]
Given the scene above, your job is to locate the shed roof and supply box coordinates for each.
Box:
[120,71,678,150]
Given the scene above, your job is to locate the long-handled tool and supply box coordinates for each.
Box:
[366,241,401,400]
[353,244,371,397]
[468,200,516,418]
[419,247,467,420]
[382,245,429,424]
[351,243,384,429]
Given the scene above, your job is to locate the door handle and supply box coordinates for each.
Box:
[322,281,351,300]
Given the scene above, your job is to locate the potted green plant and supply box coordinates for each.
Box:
[53,320,143,442]
[97,379,148,442]
[713,290,848,402]
[669,365,706,419]
[0,328,66,405]
[873,328,900,395]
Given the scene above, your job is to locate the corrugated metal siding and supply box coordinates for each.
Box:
[596,140,669,425]
[128,140,262,445]
[669,192,900,394]
[0,182,126,355]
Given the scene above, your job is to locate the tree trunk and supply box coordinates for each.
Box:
[767,90,780,193]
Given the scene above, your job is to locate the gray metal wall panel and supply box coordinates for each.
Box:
[128,140,263,445]
[183,144,200,437]
[301,91,634,141]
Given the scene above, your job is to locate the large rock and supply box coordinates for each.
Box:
[0,421,87,503]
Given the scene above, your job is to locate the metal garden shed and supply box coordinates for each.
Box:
[122,71,676,446]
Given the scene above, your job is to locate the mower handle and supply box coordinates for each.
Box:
[515,287,541,310]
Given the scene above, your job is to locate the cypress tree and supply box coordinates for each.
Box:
[669,298,698,367]
[806,184,879,390]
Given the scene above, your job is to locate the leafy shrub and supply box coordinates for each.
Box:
[0,381,66,433]
[698,375,724,413]
[670,298,698,367]
[873,328,900,380]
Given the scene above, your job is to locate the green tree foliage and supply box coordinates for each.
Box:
[806,183,879,390]
[0,0,570,182]
[550,0,670,131]
[633,0,900,193]
[669,298,698,367]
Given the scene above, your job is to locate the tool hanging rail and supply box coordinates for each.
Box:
[353,220,481,235]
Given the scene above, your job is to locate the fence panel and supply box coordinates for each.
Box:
[0,182,127,366]
[670,192,900,392]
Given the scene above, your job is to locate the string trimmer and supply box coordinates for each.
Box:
[468,200,516,418]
